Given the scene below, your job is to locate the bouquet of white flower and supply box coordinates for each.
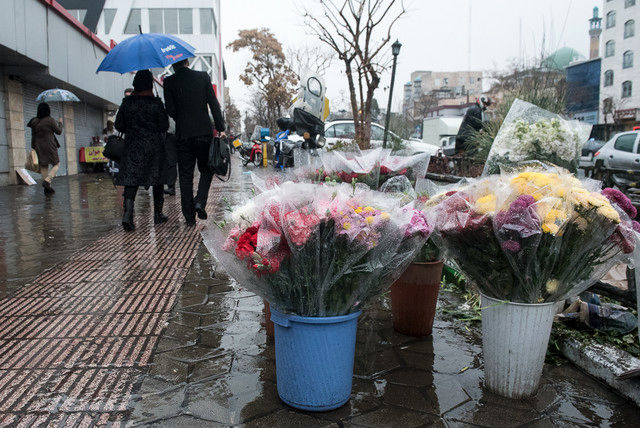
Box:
[484,99,592,175]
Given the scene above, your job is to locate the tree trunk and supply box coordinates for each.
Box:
[343,59,367,148]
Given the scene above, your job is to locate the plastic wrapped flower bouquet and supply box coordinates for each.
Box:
[308,148,387,188]
[203,182,432,316]
[302,149,430,190]
[431,169,639,303]
[483,99,592,175]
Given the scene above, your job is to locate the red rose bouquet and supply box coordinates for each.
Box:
[204,182,432,316]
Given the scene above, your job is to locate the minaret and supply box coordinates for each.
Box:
[589,6,602,59]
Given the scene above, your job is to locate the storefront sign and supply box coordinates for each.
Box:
[83,146,107,163]
[614,108,638,121]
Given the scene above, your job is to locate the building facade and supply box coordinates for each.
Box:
[600,0,640,128]
[67,0,225,104]
[403,70,483,119]
[566,58,602,125]
[0,0,131,185]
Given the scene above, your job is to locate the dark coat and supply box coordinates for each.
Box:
[27,116,62,166]
[163,67,225,140]
[114,95,169,187]
[455,103,484,153]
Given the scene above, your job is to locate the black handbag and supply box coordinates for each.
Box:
[208,136,231,181]
[104,134,125,162]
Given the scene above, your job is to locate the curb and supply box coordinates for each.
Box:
[560,337,640,406]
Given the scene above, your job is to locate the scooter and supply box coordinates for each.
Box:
[272,130,301,169]
[239,139,264,166]
[276,108,326,156]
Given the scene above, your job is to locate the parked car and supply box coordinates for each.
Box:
[594,131,640,172]
[324,120,439,155]
[579,138,606,172]
[593,131,640,197]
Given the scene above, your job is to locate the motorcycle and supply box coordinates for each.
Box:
[275,74,328,162]
[272,130,302,169]
[239,139,264,166]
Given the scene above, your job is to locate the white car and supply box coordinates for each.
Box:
[324,120,439,155]
[593,131,640,172]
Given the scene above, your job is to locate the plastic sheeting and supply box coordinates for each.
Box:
[202,181,432,316]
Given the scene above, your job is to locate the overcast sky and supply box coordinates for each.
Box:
[221,0,596,114]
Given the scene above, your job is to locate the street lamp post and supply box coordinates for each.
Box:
[383,40,402,149]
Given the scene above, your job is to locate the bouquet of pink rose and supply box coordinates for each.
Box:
[203,182,432,316]
[430,168,639,303]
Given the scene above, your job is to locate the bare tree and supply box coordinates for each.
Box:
[228,29,298,130]
[286,46,334,81]
[304,0,406,148]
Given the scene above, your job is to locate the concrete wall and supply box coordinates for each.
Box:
[0,0,134,184]
[0,0,132,106]
[0,69,8,185]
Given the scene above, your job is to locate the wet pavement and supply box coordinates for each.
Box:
[0,161,639,427]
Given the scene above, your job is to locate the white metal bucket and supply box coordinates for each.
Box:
[481,294,557,398]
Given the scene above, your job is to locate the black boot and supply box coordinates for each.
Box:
[154,198,168,224]
[122,198,135,231]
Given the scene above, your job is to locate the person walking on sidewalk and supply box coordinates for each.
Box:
[164,117,178,196]
[114,70,170,231]
[27,103,63,195]
[163,59,225,226]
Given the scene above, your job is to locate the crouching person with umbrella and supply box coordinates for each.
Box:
[114,70,169,231]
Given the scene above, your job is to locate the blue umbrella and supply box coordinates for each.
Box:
[36,89,80,102]
[96,33,196,74]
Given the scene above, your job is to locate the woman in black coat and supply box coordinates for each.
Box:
[27,103,63,195]
[115,70,169,231]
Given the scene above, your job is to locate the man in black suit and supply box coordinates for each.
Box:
[163,59,225,225]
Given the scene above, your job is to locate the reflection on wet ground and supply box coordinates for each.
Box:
[0,163,638,427]
[128,242,640,427]
[0,175,126,297]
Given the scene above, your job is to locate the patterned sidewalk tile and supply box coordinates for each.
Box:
[0,188,217,425]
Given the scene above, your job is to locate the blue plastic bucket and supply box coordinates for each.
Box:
[270,307,361,411]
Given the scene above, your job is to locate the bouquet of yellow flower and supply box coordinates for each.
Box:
[431,168,639,303]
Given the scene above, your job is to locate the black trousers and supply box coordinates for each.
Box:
[177,136,213,221]
[165,133,178,188]
[124,185,164,203]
